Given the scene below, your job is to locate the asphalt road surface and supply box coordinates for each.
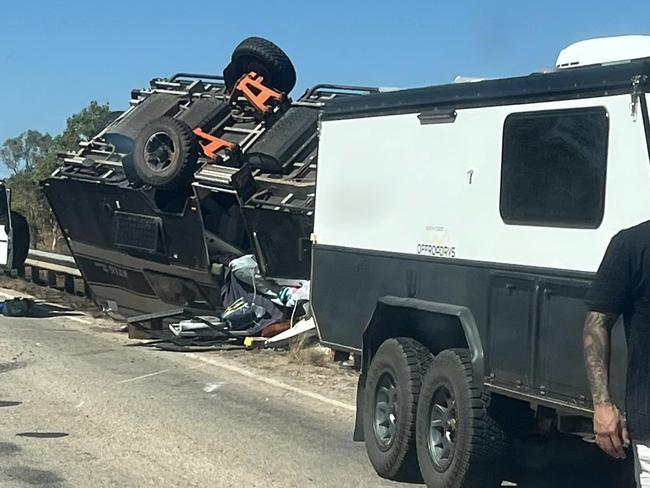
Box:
[0,290,635,487]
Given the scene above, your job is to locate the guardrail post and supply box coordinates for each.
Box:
[23,249,88,298]
[47,271,57,288]
[73,278,85,296]
[34,267,43,284]
[64,275,74,294]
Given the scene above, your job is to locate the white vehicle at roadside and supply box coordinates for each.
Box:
[0,182,30,271]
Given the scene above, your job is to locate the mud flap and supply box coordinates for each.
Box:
[353,373,366,442]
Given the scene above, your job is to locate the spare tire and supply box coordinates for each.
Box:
[224,37,296,94]
[121,153,143,188]
[131,117,199,190]
[10,211,29,269]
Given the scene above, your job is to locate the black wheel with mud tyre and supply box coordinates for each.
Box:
[363,337,432,481]
[415,349,509,488]
[10,211,29,269]
[224,37,296,94]
[121,153,143,188]
[131,117,199,190]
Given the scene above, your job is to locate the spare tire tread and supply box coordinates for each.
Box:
[131,116,199,190]
[229,37,296,94]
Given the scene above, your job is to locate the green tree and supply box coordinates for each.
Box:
[0,101,110,251]
[0,130,53,175]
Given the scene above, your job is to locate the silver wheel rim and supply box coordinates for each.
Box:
[144,132,176,172]
[428,385,457,470]
[373,372,398,449]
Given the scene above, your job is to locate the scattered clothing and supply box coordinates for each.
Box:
[0,298,35,317]
[229,255,280,299]
[221,256,284,331]
[222,299,266,331]
[276,281,310,308]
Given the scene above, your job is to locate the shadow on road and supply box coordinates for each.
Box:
[505,433,635,487]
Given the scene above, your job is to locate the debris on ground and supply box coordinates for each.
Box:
[125,253,313,350]
[0,297,35,317]
[265,317,317,349]
[0,275,105,318]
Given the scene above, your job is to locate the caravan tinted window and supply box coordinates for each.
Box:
[500,107,609,228]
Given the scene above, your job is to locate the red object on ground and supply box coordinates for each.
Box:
[260,321,291,338]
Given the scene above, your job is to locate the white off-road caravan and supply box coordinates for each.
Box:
[312,36,650,487]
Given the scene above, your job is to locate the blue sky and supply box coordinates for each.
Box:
[0,0,648,145]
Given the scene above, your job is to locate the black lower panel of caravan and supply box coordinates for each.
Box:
[43,178,219,318]
[311,244,627,410]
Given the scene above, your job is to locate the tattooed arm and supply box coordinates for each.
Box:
[583,311,629,458]
[583,311,618,404]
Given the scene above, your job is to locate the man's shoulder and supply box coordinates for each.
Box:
[614,220,650,247]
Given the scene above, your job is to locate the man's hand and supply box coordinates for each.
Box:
[594,402,630,459]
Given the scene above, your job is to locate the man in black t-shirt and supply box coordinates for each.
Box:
[585,222,650,487]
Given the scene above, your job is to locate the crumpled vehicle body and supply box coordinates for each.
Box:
[42,38,377,319]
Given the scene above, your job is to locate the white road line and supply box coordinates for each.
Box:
[202,382,226,393]
[67,316,92,325]
[185,353,355,412]
[116,369,169,384]
[186,364,206,371]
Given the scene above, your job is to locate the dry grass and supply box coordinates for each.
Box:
[287,335,331,368]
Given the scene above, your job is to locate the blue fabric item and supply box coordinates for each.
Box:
[221,257,284,332]
[229,254,280,299]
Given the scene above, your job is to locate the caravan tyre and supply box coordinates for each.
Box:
[132,117,198,190]
[363,337,432,481]
[415,349,508,488]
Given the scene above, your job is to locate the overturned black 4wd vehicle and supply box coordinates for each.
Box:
[43,37,376,319]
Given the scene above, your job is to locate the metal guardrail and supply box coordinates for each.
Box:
[19,249,88,297]
[26,249,81,277]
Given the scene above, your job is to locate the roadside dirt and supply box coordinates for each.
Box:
[0,275,359,406]
[0,275,105,317]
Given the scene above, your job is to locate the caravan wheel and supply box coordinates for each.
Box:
[363,337,432,481]
[415,349,509,488]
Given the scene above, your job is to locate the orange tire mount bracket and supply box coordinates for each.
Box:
[193,128,237,160]
[234,72,285,113]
